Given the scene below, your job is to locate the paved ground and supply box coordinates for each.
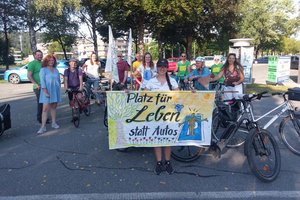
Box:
[0,82,300,199]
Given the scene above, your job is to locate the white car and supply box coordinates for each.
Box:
[204,56,215,68]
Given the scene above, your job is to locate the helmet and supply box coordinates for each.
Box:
[195,56,205,62]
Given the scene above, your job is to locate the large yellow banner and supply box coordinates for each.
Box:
[107,91,215,149]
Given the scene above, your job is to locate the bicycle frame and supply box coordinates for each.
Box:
[245,98,291,130]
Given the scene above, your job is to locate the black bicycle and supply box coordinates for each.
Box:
[171,91,281,182]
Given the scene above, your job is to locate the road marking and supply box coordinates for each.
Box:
[1,191,300,200]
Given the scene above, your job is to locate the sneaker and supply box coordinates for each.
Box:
[37,127,46,134]
[51,123,60,129]
[96,100,101,106]
[154,161,165,175]
[165,161,175,175]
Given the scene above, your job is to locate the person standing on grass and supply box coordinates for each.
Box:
[145,58,179,175]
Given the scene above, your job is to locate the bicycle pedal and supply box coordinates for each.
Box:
[209,143,221,159]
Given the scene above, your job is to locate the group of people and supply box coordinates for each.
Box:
[131,52,245,101]
[27,51,105,134]
[130,52,245,175]
[27,49,244,175]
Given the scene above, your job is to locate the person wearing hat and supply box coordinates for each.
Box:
[64,58,84,103]
[145,58,179,175]
[210,55,224,89]
[184,56,210,90]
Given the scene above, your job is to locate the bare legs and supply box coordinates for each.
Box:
[154,147,171,161]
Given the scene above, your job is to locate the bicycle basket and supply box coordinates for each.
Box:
[218,102,240,122]
[288,87,300,101]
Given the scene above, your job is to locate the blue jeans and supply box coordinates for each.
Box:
[85,78,101,101]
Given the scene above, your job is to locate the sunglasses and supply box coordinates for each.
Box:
[182,56,186,57]
[118,55,122,57]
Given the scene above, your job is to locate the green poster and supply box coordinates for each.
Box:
[267,56,278,82]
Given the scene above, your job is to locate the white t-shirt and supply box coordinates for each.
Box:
[84,60,100,79]
[137,64,157,89]
[145,76,178,91]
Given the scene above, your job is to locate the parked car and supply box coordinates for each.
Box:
[167,57,179,72]
[204,56,215,68]
[254,56,268,64]
[4,60,69,84]
[290,55,299,69]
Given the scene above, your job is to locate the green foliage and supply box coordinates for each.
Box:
[34,0,80,15]
[239,0,298,57]
[42,8,78,59]
[283,37,300,54]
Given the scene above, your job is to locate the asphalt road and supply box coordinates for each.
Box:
[0,81,300,199]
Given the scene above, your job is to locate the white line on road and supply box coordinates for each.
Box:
[1,191,300,200]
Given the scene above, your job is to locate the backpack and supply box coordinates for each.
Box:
[66,67,87,83]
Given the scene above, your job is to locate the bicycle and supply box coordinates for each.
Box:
[172,91,281,182]
[66,89,91,128]
[214,89,300,156]
[212,92,281,182]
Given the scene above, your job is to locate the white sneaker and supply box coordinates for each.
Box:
[37,127,46,134]
[51,123,60,129]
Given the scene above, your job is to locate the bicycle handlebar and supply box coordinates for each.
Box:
[223,91,270,105]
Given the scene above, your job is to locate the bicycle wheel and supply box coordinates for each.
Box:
[212,114,248,148]
[246,129,281,182]
[212,112,249,148]
[83,104,91,116]
[280,116,300,156]
[171,146,205,162]
[104,106,108,127]
[72,104,80,128]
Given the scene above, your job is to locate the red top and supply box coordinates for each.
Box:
[117,60,129,83]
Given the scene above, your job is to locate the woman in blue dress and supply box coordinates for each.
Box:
[37,55,61,134]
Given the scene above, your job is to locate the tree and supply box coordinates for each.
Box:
[96,0,151,54]
[0,0,24,69]
[77,0,104,57]
[144,0,239,59]
[239,0,299,57]
[283,37,300,54]
[42,8,78,59]
[29,0,80,53]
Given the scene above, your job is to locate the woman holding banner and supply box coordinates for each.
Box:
[145,58,179,175]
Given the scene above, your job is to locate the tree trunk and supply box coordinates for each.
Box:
[58,38,67,60]
[3,19,10,70]
[157,39,163,59]
[137,17,145,54]
[186,35,193,60]
[91,16,98,58]
[27,0,37,53]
